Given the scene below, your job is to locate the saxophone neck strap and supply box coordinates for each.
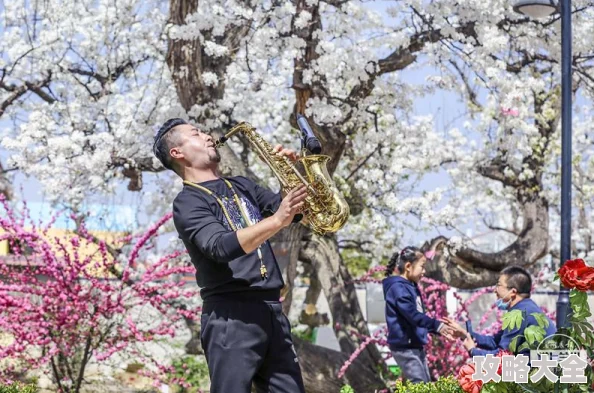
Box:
[182,177,269,279]
[183,177,234,195]
[183,178,252,230]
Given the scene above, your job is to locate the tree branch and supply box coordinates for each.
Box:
[477,156,520,188]
[346,22,478,107]
[423,192,549,288]
[448,60,481,110]
[482,217,520,237]
[67,57,149,87]
[0,73,54,116]
[74,332,94,393]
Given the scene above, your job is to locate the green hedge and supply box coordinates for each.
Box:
[341,376,464,393]
[392,376,465,393]
[0,383,37,393]
[170,356,209,392]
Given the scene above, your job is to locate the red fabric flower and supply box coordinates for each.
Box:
[558,259,594,291]
[495,349,513,357]
[495,349,513,375]
[458,363,483,393]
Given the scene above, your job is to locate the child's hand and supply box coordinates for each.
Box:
[439,325,457,341]
[440,317,468,339]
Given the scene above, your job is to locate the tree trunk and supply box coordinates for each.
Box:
[294,337,385,393]
[300,234,385,371]
[183,315,203,355]
[299,262,329,328]
[270,224,307,316]
[0,162,12,200]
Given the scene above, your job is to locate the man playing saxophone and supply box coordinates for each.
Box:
[152,118,307,393]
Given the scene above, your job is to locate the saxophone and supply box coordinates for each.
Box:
[214,121,350,235]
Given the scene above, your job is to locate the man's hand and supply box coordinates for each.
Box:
[440,317,469,339]
[463,335,477,351]
[273,186,307,228]
[236,185,307,254]
[273,144,299,162]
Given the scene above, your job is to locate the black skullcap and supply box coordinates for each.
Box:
[153,118,188,170]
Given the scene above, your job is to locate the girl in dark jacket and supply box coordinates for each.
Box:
[383,246,453,383]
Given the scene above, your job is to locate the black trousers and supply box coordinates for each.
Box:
[200,299,305,393]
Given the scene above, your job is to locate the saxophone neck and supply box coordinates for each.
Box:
[214,122,251,148]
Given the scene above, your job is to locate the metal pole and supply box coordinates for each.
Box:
[556,0,572,329]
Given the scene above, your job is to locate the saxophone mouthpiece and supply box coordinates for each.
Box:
[214,136,228,149]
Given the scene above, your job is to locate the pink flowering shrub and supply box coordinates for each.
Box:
[0,197,200,393]
[420,277,475,379]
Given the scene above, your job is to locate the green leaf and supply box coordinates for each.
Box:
[509,335,521,353]
[524,325,545,346]
[572,321,584,337]
[0,385,38,393]
[515,382,544,393]
[579,320,593,330]
[340,385,355,393]
[571,320,594,348]
[502,310,524,331]
[569,290,588,311]
[517,342,531,353]
[494,383,508,393]
[531,313,550,329]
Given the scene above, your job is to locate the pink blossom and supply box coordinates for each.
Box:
[501,107,519,117]
[0,198,200,389]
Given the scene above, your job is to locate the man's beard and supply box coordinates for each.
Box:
[210,149,221,163]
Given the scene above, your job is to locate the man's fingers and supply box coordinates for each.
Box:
[287,186,307,199]
[272,144,299,161]
[280,149,297,160]
[286,187,301,198]
[294,187,308,200]
[273,144,294,157]
[289,195,306,207]
[442,317,455,325]
[282,186,307,214]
